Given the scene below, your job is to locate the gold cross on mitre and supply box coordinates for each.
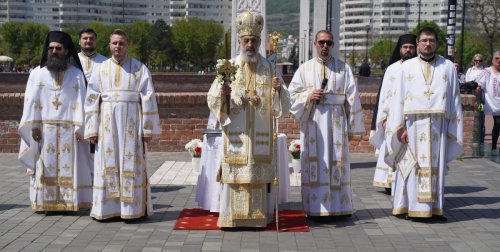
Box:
[52,97,62,110]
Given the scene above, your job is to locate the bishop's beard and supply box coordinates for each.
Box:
[46,54,69,72]
[240,48,259,64]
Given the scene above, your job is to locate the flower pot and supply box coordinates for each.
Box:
[292,158,301,173]
[192,157,201,173]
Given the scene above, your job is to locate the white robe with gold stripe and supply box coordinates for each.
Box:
[288,57,364,216]
[369,61,404,189]
[18,66,93,211]
[385,56,463,218]
[78,52,107,81]
[84,57,160,220]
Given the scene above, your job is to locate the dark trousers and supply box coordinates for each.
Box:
[492,116,500,150]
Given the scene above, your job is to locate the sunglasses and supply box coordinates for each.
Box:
[318,40,333,46]
[48,46,63,51]
[474,60,483,62]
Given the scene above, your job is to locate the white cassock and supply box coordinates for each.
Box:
[18,65,93,211]
[369,61,404,189]
[207,55,290,227]
[288,57,364,216]
[84,57,161,220]
[78,52,107,81]
[385,56,463,218]
[475,67,500,115]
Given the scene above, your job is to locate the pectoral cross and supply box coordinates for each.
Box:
[52,97,62,110]
[423,87,433,100]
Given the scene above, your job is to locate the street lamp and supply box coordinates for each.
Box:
[365,25,370,60]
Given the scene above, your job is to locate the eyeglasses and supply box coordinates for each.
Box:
[418,39,436,44]
[318,40,333,46]
[48,46,63,51]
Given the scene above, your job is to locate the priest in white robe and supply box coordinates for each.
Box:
[288,30,364,218]
[207,9,290,228]
[370,34,417,194]
[385,27,463,221]
[84,29,161,220]
[78,28,107,81]
[18,31,93,212]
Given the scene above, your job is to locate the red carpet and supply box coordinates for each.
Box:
[174,208,309,232]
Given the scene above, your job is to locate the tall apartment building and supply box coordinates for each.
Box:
[339,0,464,58]
[0,0,231,31]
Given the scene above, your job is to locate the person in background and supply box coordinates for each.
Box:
[370,34,417,195]
[476,51,500,155]
[465,54,485,82]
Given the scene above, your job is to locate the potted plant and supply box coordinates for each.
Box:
[288,139,301,173]
[185,139,202,173]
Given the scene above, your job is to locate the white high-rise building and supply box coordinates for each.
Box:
[339,0,464,59]
[0,0,231,31]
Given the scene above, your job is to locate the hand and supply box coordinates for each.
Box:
[397,127,408,144]
[220,82,232,95]
[89,136,98,144]
[272,77,281,91]
[75,132,83,142]
[475,86,482,94]
[248,95,261,107]
[310,89,324,102]
[143,136,152,143]
[32,128,41,142]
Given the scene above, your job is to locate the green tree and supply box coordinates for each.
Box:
[409,20,446,56]
[18,22,49,66]
[467,0,499,58]
[149,19,176,71]
[171,18,224,69]
[125,21,153,63]
[368,39,394,70]
[0,22,24,59]
[455,31,489,71]
[0,22,49,66]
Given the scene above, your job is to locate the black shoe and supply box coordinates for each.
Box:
[384,188,392,195]
[432,215,447,222]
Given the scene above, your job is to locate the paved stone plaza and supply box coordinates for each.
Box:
[1,152,499,252]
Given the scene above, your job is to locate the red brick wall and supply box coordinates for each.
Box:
[0,73,478,156]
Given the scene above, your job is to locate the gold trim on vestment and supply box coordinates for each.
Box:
[32,202,92,211]
[19,120,83,126]
[90,211,147,220]
[307,210,354,216]
[392,207,443,217]
[373,181,391,188]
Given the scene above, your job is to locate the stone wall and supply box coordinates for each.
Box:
[0,73,478,156]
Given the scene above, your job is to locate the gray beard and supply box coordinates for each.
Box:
[240,49,259,63]
[46,54,68,72]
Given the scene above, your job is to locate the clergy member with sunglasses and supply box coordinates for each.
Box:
[288,30,364,220]
[18,31,93,213]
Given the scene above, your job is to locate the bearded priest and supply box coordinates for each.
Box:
[207,9,290,228]
[18,31,93,212]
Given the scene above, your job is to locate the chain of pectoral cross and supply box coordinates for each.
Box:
[419,59,436,100]
[52,72,64,110]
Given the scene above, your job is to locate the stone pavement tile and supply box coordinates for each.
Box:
[41,247,64,252]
